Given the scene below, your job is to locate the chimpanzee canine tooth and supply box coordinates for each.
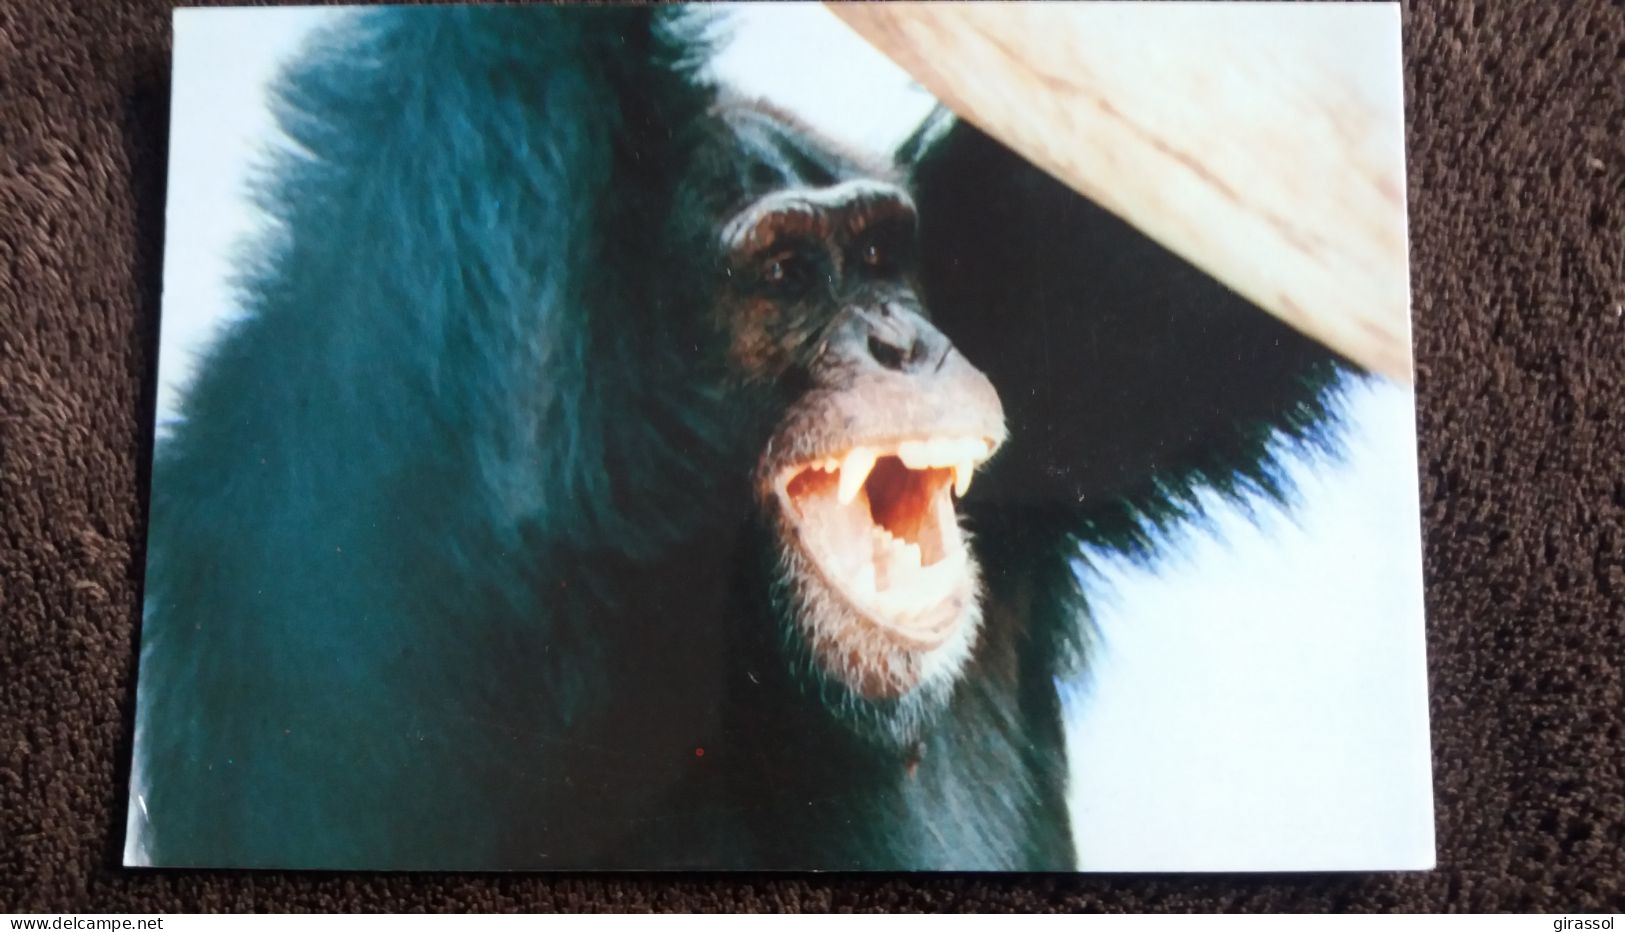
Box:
[838,448,877,504]
[954,461,975,497]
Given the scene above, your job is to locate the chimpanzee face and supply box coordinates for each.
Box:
[708,103,1006,741]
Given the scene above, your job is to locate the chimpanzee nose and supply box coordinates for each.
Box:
[862,302,949,374]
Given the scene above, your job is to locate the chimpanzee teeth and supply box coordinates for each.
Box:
[898,541,922,571]
[869,527,925,594]
[837,448,878,504]
[785,436,993,504]
[871,528,920,563]
[897,438,989,470]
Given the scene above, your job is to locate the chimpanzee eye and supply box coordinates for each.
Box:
[862,243,884,267]
[763,253,809,289]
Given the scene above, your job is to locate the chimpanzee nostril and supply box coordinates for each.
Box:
[855,304,949,373]
[868,334,909,371]
[909,337,929,366]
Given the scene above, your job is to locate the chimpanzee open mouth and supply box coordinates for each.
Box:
[773,436,997,648]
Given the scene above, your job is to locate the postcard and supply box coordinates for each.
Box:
[127,2,1432,871]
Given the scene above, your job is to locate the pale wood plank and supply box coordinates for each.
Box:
[830,2,1413,382]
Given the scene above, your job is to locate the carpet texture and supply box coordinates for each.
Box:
[2,0,1621,913]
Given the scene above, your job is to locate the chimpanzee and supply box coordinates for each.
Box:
[128,6,1349,870]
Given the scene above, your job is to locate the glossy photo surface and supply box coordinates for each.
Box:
[127,3,1432,871]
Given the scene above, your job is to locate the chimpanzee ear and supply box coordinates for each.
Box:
[901,117,1355,557]
[894,107,957,170]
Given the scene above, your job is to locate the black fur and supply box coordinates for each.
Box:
[130,7,1352,870]
[907,117,1354,675]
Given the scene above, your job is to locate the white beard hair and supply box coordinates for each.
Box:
[767,514,984,748]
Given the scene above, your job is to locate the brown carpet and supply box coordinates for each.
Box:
[2,0,1622,913]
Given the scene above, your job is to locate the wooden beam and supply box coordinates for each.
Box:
[829,2,1414,383]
